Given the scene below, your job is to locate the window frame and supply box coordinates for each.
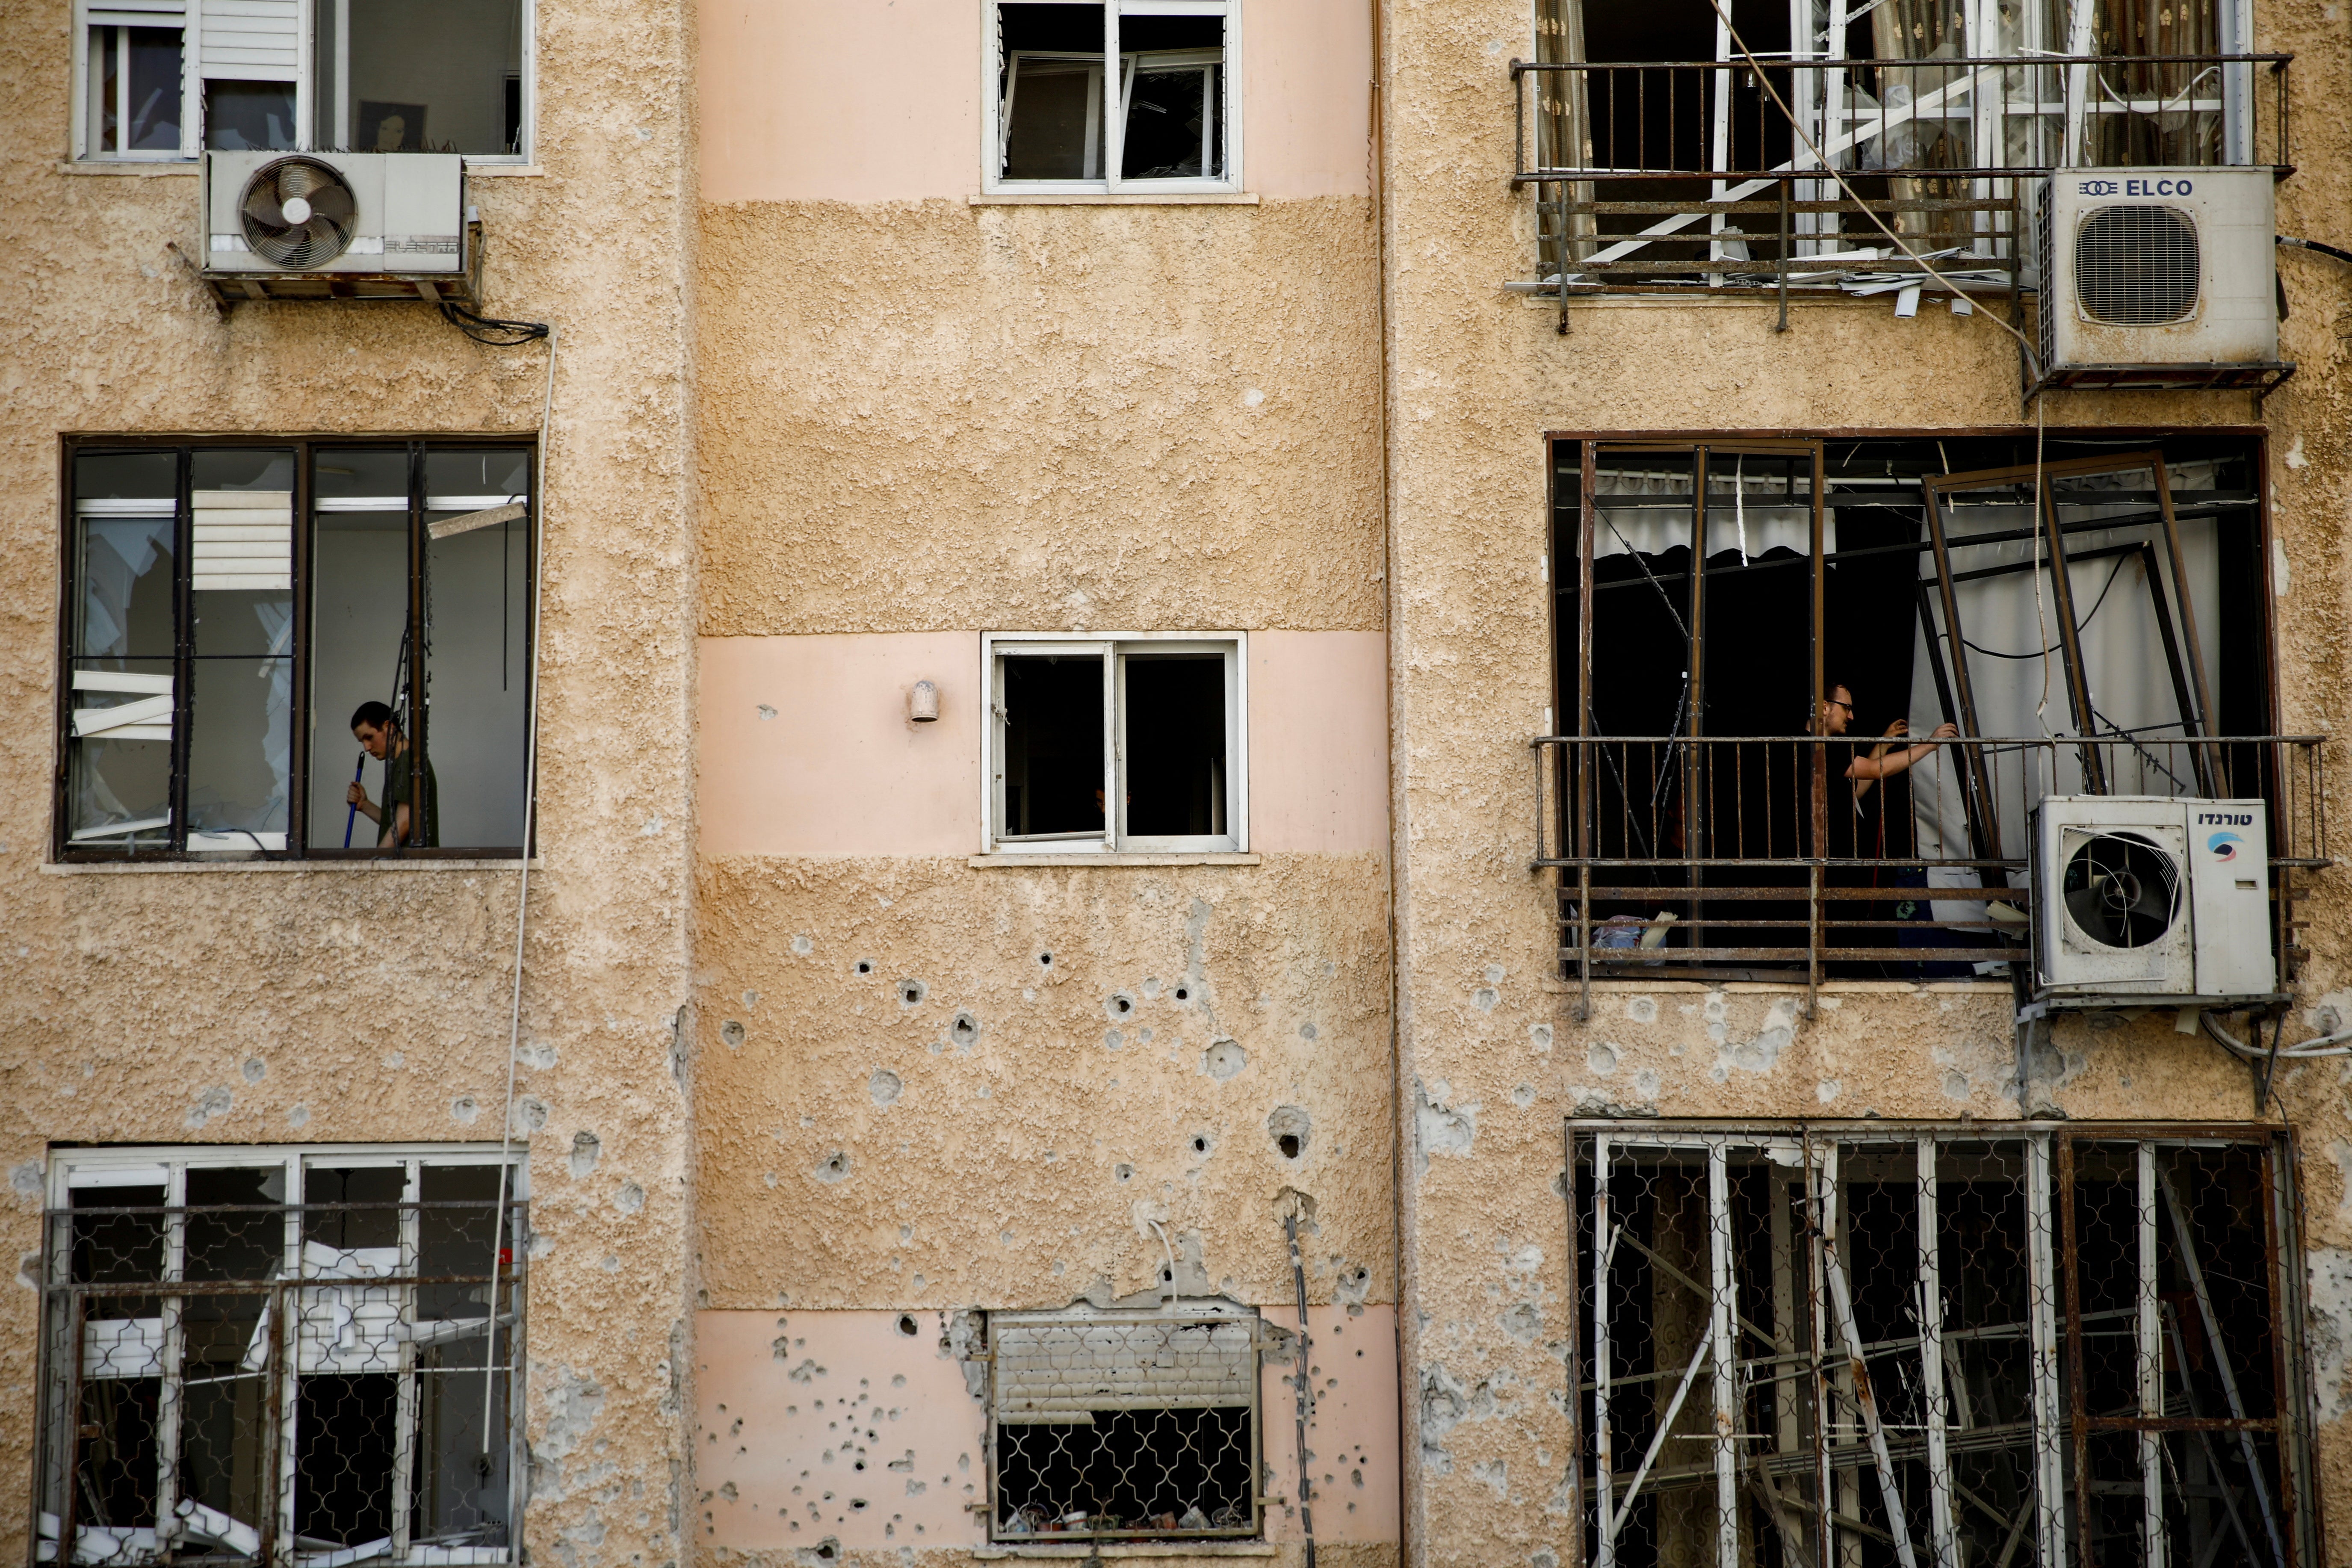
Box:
[53,434,538,864]
[980,0,1243,197]
[34,1143,529,1568]
[980,630,1249,856]
[981,1299,1267,1543]
[68,0,536,165]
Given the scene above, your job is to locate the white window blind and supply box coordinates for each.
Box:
[198,0,299,81]
[992,1313,1259,1420]
[192,489,292,591]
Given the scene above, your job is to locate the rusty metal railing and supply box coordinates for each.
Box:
[1532,732,2325,992]
[1508,53,2292,303]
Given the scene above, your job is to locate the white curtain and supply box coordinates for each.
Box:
[1594,463,1831,562]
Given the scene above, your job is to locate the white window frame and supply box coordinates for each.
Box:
[39,1143,529,1568]
[980,0,1242,196]
[69,0,535,165]
[981,630,1248,855]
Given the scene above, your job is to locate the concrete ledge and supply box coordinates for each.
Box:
[1542,976,2010,995]
[968,853,1263,868]
[57,160,198,175]
[972,1547,1280,1559]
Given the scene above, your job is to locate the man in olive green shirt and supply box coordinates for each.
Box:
[346,700,440,849]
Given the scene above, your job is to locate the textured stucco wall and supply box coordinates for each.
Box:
[1375,0,2352,1559]
[0,0,703,1560]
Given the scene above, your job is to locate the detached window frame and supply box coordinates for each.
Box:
[55,435,537,863]
[981,631,1248,856]
[33,1143,528,1568]
[983,1301,1267,1542]
[69,0,535,164]
[1567,1121,2321,1568]
[984,0,1241,195]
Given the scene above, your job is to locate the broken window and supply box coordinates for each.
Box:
[985,1303,1264,1541]
[1539,433,2319,984]
[1516,0,2271,296]
[1568,1124,2317,1568]
[985,635,1243,853]
[59,439,534,861]
[992,1,1231,190]
[34,1147,525,1568]
[73,0,527,161]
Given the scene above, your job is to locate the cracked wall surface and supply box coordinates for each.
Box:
[1377,0,2352,1557]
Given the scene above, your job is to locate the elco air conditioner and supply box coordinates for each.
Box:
[201,152,476,304]
[2033,167,2285,391]
[2030,795,2274,1006]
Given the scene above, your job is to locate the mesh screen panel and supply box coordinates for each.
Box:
[2075,205,2200,325]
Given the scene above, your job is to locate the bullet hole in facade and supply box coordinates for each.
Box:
[1299,1022,1318,1041]
[899,979,927,1008]
[1267,1104,1311,1160]
[1114,1163,1134,1183]
[815,1152,851,1183]
[869,1069,902,1107]
[855,960,875,977]
[1107,992,1135,1019]
[721,1020,747,1049]
[1037,951,1053,968]
[950,1012,980,1046]
[897,1314,919,1336]
[1190,1133,1214,1157]
[1203,1039,1247,1080]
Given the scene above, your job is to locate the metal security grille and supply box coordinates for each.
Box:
[987,1308,1262,1542]
[2076,205,2201,325]
[1567,1125,2314,1568]
[31,1154,524,1568]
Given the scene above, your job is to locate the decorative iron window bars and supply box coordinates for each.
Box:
[1566,1123,2317,1568]
[30,1154,525,1568]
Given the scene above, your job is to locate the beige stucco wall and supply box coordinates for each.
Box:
[0,0,703,1562]
[689,0,1395,1557]
[1375,0,2352,1562]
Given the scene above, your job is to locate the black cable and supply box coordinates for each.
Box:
[440,300,551,347]
[2277,234,2352,267]
[1959,553,2132,660]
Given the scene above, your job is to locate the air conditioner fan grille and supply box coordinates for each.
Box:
[239,156,358,269]
[2060,830,2182,951]
[2075,204,2199,326]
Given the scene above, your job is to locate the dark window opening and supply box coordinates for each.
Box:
[1571,1128,2306,1568]
[1001,656,1105,838]
[1548,433,2288,983]
[59,438,535,862]
[995,1407,1254,1538]
[1124,655,1226,838]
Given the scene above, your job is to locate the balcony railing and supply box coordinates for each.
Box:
[1531,733,2325,996]
[1508,53,2291,302]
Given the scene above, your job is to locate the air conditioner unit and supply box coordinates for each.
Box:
[2029,795,2275,1007]
[201,152,476,304]
[2033,167,2287,392]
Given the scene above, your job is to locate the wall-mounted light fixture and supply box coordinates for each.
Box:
[909,680,940,723]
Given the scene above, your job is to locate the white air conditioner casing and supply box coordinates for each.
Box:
[2030,794,2274,1006]
[2034,168,2281,389]
[201,151,475,303]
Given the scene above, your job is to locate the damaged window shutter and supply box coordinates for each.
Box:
[192,490,292,591]
[992,1314,1259,1421]
[198,0,299,81]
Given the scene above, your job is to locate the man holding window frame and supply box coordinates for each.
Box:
[346,700,440,849]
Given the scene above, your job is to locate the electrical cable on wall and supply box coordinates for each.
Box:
[481,320,558,1450]
[443,299,552,347]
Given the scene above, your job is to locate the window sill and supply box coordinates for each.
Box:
[44,857,541,875]
[970,852,1261,868]
[974,1547,1276,1560]
[58,159,198,175]
[970,191,1259,206]
[1542,976,2011,995]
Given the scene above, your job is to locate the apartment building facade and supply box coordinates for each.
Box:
[4,0,2350,1567]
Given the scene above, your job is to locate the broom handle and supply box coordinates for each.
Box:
[341,752,366,847]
